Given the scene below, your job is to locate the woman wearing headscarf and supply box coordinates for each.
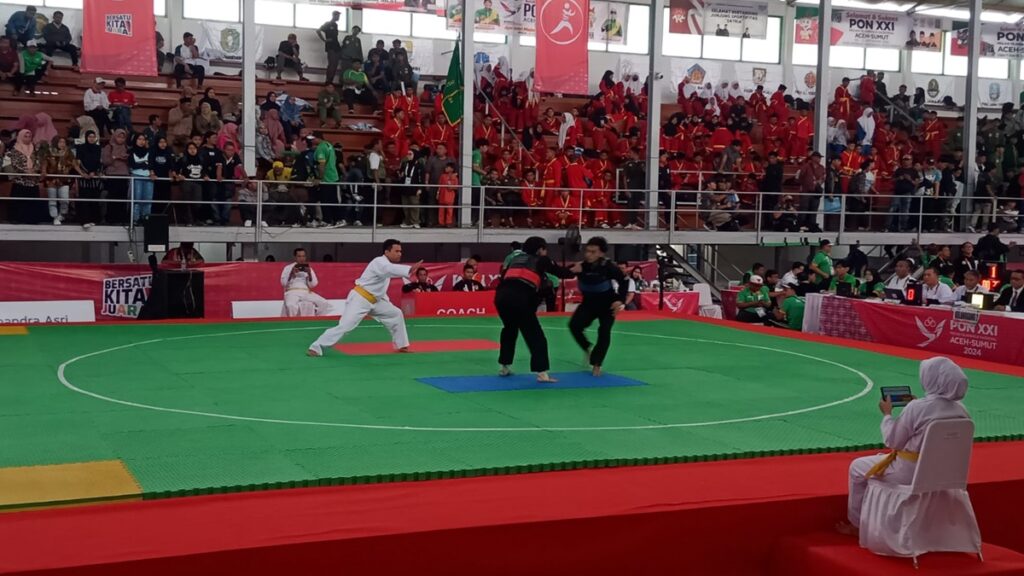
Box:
[857,107,876,156]
[5,129,42,224]
[75,130,104,228]
[280,95,305,142]
[41,136,76,225]
[193,102,223,136]
[32,113,58,144]
[259,91,281,117]
[75,114,100,140]
[151,136,175,216]
[101,129,130,224]
[199,87,223,117]
[129,133,155,223]
[495,236,577,383]
[828,118,847,158]
[263,108,287,154]
[217,121,240,151]
[838,356,971,536]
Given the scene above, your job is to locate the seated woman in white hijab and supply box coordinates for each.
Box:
[836,356,970,536]
[857,108,876,156]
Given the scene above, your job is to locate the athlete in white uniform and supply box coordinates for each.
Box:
[307,239,421,356]
[281,247,330,316]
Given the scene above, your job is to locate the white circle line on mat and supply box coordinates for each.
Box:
[57,323,875,432]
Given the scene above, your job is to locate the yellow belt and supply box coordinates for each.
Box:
[865,450,919,478]
[353,285,378,304]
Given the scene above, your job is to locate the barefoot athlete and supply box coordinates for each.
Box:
[568,236,627,377]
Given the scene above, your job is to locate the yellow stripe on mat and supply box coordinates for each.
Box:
[0,460,142,512]
[0,326,29,335]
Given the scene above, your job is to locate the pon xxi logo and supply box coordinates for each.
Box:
[915,316,946,348]
[539,0,585,45]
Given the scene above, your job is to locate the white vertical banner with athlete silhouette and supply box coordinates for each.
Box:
[535,0,590,94]
[589,2,627,44]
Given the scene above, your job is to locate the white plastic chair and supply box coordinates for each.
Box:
[858,418,982,568]
[692,283,714,307]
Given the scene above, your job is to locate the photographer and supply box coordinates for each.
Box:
[281,248,330,317]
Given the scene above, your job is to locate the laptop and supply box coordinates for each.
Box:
[836,282,854,298]
[883,288,906,303]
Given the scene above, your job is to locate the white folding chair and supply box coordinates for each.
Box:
[859,418,982,568]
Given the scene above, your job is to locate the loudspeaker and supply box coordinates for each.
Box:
[143,214,169,253]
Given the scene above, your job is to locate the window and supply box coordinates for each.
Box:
[937,34,1007,78]
[43,0,83,8]
[865,48,899,71]
[362,8,411,35]
[664,15,781,63]
[184,0,239,22]
[792,44,899,71]
[607,5,649,55]
[255,0,294,27]
[295,4,345,30]
[412,13,457,40]
[910,45,944,75]
[154,0,166,17]
[475,32,507,44]
[979,58,1008,79]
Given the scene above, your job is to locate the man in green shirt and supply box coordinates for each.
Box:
[317,82,343,128]
[735,275,772,324]
[16,40,52,96]
[772,283,805,330]
[341,60,377,113]
[809,239,834,291]
[313,132,341,225]
[474,0,500,26]
[827,260,860,294]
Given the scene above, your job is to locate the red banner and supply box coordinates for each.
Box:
[401,290,496,317]
[637,292,700,316]
[535,0,589,94]
[855,300,1024,366]
[668,0,703,35]
[82,0,156,76]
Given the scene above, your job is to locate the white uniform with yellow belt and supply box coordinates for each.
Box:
[281,263,330,316]
[308,256,412,354]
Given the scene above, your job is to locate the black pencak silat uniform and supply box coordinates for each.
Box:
[569,258,628,367]
[495,251,574,372]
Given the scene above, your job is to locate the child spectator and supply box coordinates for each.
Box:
[437,162,458,227]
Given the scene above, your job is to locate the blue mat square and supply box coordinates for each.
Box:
[417,372,647,393]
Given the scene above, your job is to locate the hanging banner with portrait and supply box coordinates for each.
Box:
[589,2,627,44]
[904,17,943,52]
[794,7,911,50]
[702,0,768,40]
[979,23,1024,59]
[447,0,537,34]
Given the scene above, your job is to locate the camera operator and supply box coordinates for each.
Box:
[281,247,330,316]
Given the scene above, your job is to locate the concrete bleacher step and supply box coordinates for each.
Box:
[767,533,1024,576]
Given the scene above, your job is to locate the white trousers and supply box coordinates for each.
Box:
[283,290,330,317]
[848,453,916,526]
[309,289,409,353]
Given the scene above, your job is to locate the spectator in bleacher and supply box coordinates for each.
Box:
[173,32,206,88]
[259,91,280,117]
[150,136,174,216]
[262,109,287,155]
[367,39,387,65]
[198,87,222,117]
[193,102,222,136]
[143,115,164,148]
[275,33,307,82]
[887,155,917,232]
[101,129,130,224]
[128,133,154,224]
[166,98,194,147]
[14,39,50,96]
[5,129,39,223]
[82,78,111,136]
[316,10,343,84]
[215,141,243,225]
[389,39,407,63]
[174,141,204,225]
[364,51,387,92]
[41,10,77,70]
[280,95,305,142]
[398,145,424,229]
[217,121,240,152]
[41,136,74,226]
[155,29,165,71]
[0,36,18,91]
[341,60,376,113]
[797,152,824,232]
[74,130,103,228]
[106,77,135,132]
[4,5,36,48]
[389,51,414,93]
[339,25,363,72]
[976,222,1016,262]
[316,82,343,129]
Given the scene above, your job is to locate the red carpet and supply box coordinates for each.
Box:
[1,442,1022,575]
[334,338,499,355]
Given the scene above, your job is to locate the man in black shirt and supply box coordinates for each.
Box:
[316,11,342,84]
[569,237,628,377]
[199,132,221,224]
[453,264,486,291]
[621,149,646,230]
[954,241,980,285]
[930,244,955,280]
[402,267,438,293]
[888,155,918,232]
[276,34,307,81]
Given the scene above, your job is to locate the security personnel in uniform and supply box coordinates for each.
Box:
[495,236,575,383]
[569,236,628,377]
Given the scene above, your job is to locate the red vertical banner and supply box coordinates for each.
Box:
[668,0,703,35]
[82,0,156,76]
[535,0,589,94]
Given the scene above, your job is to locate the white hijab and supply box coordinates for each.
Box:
[857,107,876,144]
[920,357,967,401]
[557,112,576,149]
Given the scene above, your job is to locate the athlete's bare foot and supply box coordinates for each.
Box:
[498,365,512,377]
[536,372,558,383]
[834,521,859,537]
[306,348,322,357]
[397,347,412,353]
[591,365,602,377]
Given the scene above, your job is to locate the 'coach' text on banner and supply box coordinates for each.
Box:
[535,0,590,94]
[81,0,156,76]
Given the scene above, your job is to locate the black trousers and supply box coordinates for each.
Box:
[43,43,79,66]
[173,63,205,87]
[569,295,616,367]
[495,283,549,373]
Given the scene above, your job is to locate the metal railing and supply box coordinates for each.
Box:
[1,171,1020,244]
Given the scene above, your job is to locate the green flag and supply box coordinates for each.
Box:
[442,41,463,126]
